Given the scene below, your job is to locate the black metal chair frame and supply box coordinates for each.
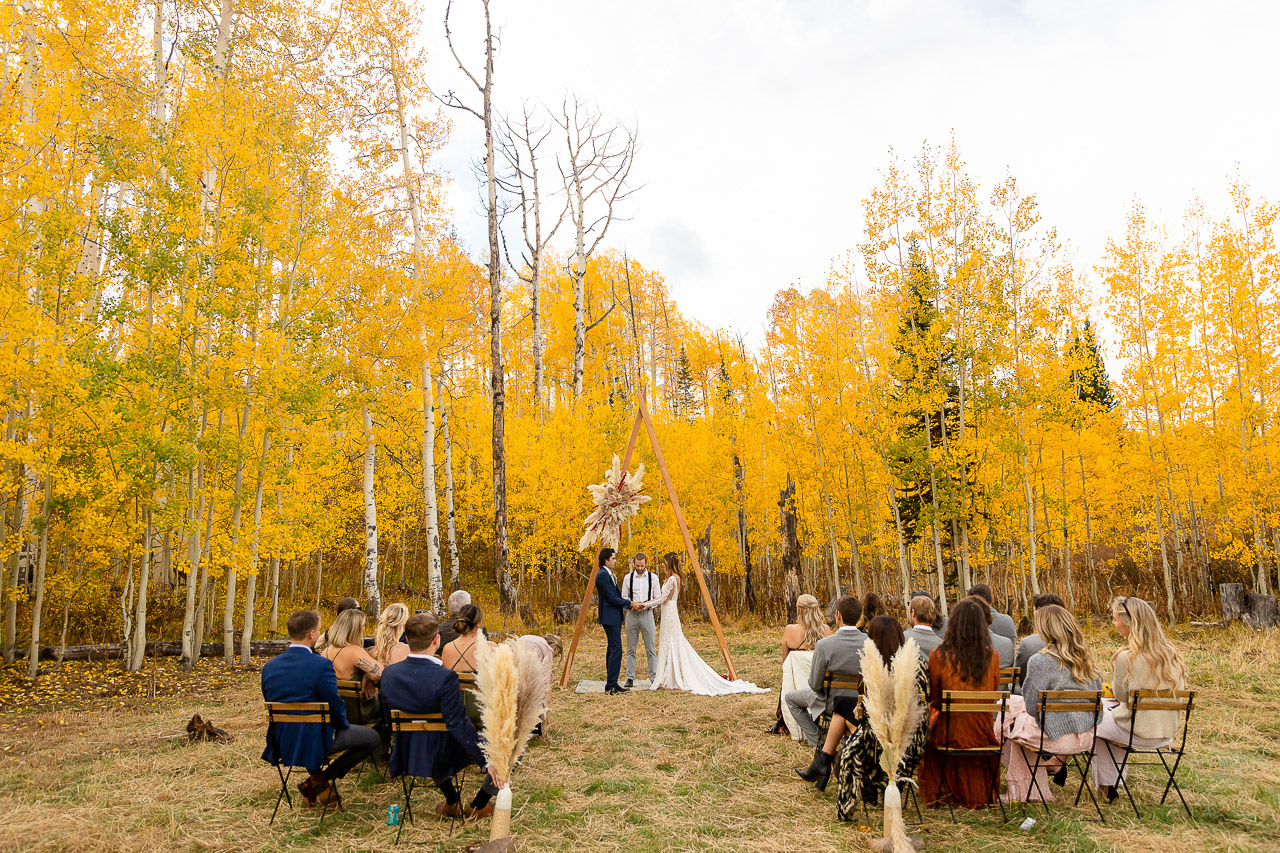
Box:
[388,709,467,845]
[817,670,862,743]
[937,689,1010,822]
[997,666,1022,694]
[1019,689,1105,821]
[336,677,384,782]
[264,701,338,825]
[1108,689,1195,819]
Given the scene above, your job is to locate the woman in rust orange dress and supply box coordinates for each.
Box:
[918,596,1002,808]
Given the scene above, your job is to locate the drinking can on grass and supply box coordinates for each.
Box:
[387,804,400,825]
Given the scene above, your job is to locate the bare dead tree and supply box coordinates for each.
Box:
[497,102,568,407]
[556,95,639,400]
[437,0,516,613]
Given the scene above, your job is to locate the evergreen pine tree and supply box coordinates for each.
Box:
[676,345,696,419]
[1070,319,1116,411]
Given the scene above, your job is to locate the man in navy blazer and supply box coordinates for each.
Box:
[380,612,502,819]
[261,610,380,806]
[596,547,642,694]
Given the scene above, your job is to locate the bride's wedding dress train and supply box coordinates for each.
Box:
[649,575,768,696]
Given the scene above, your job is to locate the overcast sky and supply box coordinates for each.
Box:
[422,0,1280,350]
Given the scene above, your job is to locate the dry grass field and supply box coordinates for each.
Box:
[1,615,1277,853]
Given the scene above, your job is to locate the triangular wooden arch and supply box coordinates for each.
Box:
[558,388,737,689]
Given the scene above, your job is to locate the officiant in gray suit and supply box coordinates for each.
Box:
[622,552,660,688]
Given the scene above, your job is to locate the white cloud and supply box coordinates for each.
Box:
[423,0,1280,346]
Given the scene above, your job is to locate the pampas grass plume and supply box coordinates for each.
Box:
[476,640,519,781]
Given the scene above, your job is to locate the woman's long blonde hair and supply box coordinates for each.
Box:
[373,603,410,663]
[1035,604,1100,684]
[326,608,366,649]
[1111,596,1187,687]
[796,594,825,649]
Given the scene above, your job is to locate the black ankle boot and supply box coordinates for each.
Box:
[1052,765,1069,787]
[795,748,833,790]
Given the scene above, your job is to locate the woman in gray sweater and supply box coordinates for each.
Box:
[1000,605,1102,802]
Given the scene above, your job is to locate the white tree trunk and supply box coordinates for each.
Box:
[26,475,51,678]
[422,365,444,613]
[362,406,380,615]
[441,384,460,590]
[240,429,269,664]
[127,507,153,673]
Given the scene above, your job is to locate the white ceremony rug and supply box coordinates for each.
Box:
[574,679,652,693]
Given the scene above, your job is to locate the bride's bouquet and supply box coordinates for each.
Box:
[578,454,651,552]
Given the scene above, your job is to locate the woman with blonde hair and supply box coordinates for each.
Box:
[320,608,384,723]
[770,594,831,739]
[372,602,411,667]
[1092,596,1188,801]
[999,604,1102,802]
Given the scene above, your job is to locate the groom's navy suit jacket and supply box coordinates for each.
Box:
[595,568,632,626]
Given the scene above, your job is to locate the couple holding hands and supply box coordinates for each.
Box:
[594,547,768,697]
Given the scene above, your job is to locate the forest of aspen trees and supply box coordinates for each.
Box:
[3,0,1279,678]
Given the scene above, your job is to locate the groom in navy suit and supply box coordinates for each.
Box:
[596,547,642,695]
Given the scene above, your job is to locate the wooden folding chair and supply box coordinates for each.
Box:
[937,689,1009,822]
[818,670,862,741]
[388,710,464,845]
[264,701,338,825]
[456,672,478,692]
[997,666,1021,694]
[1111,689,1196,819]
[335,678,382,780]
[1020,689,1105,821]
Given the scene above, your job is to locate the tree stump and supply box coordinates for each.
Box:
[553,602,581,625]
[1220,583,1280,629]
[519,600,536,628]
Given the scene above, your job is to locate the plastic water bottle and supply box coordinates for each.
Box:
[387,804,400,826]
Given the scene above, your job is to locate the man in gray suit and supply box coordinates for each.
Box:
[785,595,864,751]
[1013,593,1064,694]
[906,595,943,662]
[968,583,1016,643]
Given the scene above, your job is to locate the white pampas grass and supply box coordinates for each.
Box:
[578,454,652,552]
[476,639,554,842]
[862,637,925,853]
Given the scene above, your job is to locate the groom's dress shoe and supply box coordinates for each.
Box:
[606,685,629,695]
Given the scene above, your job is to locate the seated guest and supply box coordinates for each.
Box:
[789,595,865,784]
[516,633,562,735]
[968,583,1017,643]
[261,610,379,806]
[770,594,830,739]
[856,592,886,630]
[321,609,384,724]
[1092,596,1188,802]
[437,590,471,648]
[441,604,493,728]
[381,612,502,818]
[829,615,930,818]
[918,596,1001,808]
[373,603,412,668]
[1014,593,1065,694]
[314,597,360,652]
[1000,604,1102,802]
[971,596,1015,668]
[911,589,946,639]
[906,595,943,663]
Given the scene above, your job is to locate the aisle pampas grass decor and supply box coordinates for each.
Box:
[862,637,925,853]
[476,639,548,842]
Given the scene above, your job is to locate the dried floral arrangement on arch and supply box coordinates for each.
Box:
[577,453,651,552]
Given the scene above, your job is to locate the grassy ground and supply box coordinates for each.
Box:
[0,616,1277,852]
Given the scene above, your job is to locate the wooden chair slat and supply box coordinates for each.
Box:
[1040,703,1100,714]
[271,714,328,724]
[265,701,327,712]
[945,704,1007,713]
[1042,690,1102,699]
[1133,689,1194,698]
[938,745,1002,753]
[942,690,1009,699]
[397,722,449,732]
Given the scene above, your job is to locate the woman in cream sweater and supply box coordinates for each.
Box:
[1092,596,1188,801]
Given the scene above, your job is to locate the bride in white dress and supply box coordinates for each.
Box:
[648,552,768,696]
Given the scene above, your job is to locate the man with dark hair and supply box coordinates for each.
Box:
[380,612,502,818]
[1013,592,1066,694]
[906,594,943,661]
[967,583,1016,643]
[784,594,865,752]
[261,609,380,807]
[595,547,643,695]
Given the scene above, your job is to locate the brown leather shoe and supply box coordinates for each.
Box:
[435,801,465,818]
[296,774,324,806]
[315,780,341,808]
[466,803,495,819]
